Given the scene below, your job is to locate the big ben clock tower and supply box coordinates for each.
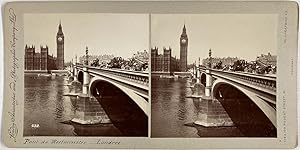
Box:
[180,24,188,72]
[56,22,64,70]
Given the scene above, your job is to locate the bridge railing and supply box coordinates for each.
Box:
[199,67,276,95]
[76,65,149,88]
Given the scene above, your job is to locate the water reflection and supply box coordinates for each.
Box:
[24,75,74,136]
[24,74,126,136]
[151,77,198,137]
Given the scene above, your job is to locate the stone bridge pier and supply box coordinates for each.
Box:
[73,66,78,82]
[82,66,90,95]
[73,56,78,82]
[192,65,200,83]
[192,68,234,127]
[70,47,111,125]
[69,56,79,82]
[204,69,212,97]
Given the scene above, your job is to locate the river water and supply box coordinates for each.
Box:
[151,77,200,137]
[151,77,276,137]
[24,74,122,136]
[24,74,275,137]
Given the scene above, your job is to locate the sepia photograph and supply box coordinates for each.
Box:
[1,1,298,149]
[151,14,277,137]
[23,13,149,137]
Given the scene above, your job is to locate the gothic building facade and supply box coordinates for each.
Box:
[151,47,180,73]
[24,45,56,70]
[151,24,187,73]
[25,22,64,71]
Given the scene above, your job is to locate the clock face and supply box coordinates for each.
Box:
[58,37,63,42]
[181,39,186,44]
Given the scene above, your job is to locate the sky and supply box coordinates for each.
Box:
[24,14,278,64]
[24,13,149,62]
[151,14,278,64]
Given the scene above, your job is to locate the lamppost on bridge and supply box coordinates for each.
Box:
[208,48,212,69]
[193,60,197,78]
[71,59,73,73]
[85,46,89,66]
[75,55,77,65]
[83,46,90,95]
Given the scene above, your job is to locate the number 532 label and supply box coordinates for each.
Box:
[31,124,40,128]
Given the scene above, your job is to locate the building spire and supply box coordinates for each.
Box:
[181,22,187,37]
[57,20,63,35]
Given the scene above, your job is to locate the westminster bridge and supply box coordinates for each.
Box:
[186,66,276,134]
[67,62,149,136]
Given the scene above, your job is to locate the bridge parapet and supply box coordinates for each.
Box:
[89,67,149,86]
[75,65,149,91]
[199,67,276,96]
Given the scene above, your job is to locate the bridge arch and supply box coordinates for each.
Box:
[77,70,84,84]
[211,78,276,131]
[89,76,148,116]
[88,76,148,136]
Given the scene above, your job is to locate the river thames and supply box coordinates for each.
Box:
[24,74,275,137]
[151,77,276,137]
[24,74,122,136]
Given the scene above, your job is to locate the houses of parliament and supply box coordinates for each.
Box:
[151,24,188,74]
[25,22,65,71]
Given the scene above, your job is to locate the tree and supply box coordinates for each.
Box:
[91,58,100,67]
[213,61,223,69]
[232,60,246,71]
[108,57,124,68]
